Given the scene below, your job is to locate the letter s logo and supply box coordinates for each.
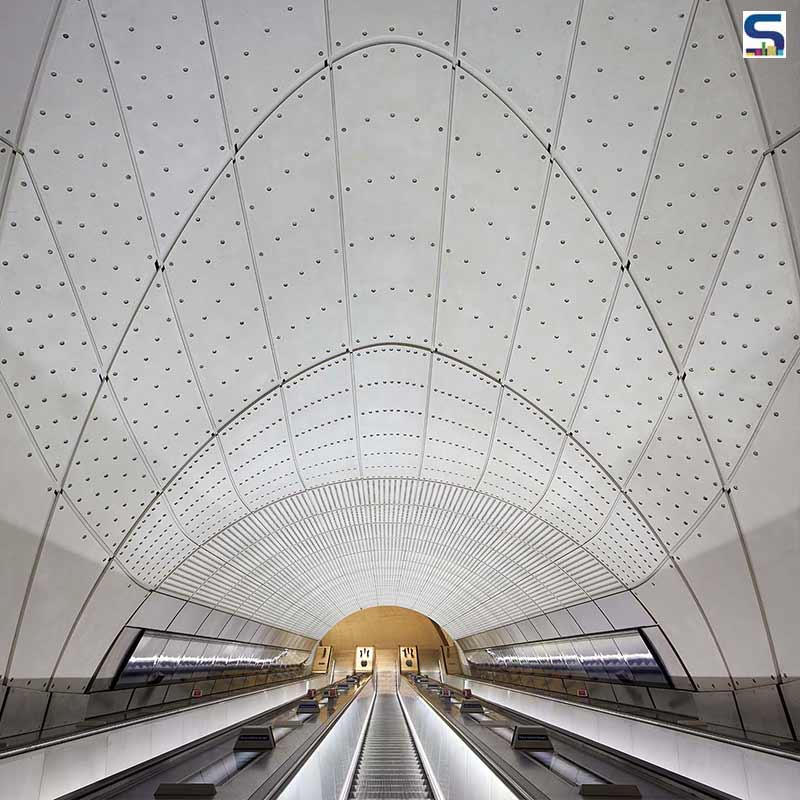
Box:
[744,12,786,55]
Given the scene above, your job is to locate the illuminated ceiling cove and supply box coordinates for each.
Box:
[1,0,799,689]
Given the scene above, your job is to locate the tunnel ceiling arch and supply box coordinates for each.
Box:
[1,0,799,684]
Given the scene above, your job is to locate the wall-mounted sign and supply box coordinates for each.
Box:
[312,645,333,674]
[355,646,374,672]
[399,645,419,673]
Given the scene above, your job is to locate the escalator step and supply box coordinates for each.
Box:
[348,676,433,800]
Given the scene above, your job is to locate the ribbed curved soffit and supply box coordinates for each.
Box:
[1,0,798,643]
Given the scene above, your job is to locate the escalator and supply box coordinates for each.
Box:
[347,665,434,799]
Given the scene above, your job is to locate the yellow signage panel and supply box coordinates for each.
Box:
[441,645,461,675]
[311,645,333,674]
[399,645,419,673]
[355,645,374,672]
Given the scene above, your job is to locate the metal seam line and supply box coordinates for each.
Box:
[418,2,462,479]
[2,14,795,661]
[473,0,584,493]
[140,341,687,593]
[323,0,364,479]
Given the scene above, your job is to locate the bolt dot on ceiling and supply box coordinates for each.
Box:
[0,0,799,691]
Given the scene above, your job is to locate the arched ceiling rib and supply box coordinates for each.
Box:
[1,0,799,681]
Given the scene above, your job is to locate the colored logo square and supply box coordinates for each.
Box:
[743,10,787,57]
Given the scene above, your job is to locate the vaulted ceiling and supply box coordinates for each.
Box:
[1,0,799,687]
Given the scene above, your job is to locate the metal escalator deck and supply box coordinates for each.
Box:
[348,690,433,800]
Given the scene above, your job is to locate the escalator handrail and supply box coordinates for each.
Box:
[252,675,373,800]
[399,676,550,800]
[393,682,443,800]
[337,675,378,800]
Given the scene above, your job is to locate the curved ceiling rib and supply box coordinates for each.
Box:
[1,0,799,690]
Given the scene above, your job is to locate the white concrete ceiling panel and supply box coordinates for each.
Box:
[158,477,621,637]
[479,391,562,509]
[584,494,667,588]
[8,496,108,688]
[548,608,582,638]
[436,69,548,370]
[563,601,612,635]
[458,0,578,140]
[166,167,277,424]
[284,486,339,528]
[203,516,265,568]
[172,568,238,614]
[160,545,229,600]
[206,0,327,140]
[554,547,624,600]
[405,562,517,623]
[336,45,448,346]
[686,156,800,475]
[283,354,360,485]
[253,488,318,531]
[51,563,147,692]
[109,277,211,483]
[634,560,731,690]
[116,495,194,587]
[0,0,57,141]
[486,540,554,611]
[289,550,457,611]
[674,497,776,684]
[504,518,582,568]
[630,0,764,358]
[190,561,251,610]
[534,439,618,546]
[626,382,721,549]
[237,73,349,374]
[573,276,677,484]
[94,0,230,247]
[557,0,692,242]
[729,357,800,678]
[63,382,158,551]
[506,168,619,425]
[0,379,56,675]
[248,581,347,630]
[219,614,247,640]
[128,590,184,629]
[354,346,428,475]
[225,589,269,622]
[218,392,303,509]
[163,437,248,543]
[327,0,457,52]
[513,557,583,610]
[596,591,654,629]
[2,0,798,678]
[24,0,156,366]
[0,157,100,480]
[421,355,499,486]
[528,614,559,641]
[448,592,524,630]
[773,134,800,250]
[446,599,521,636]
